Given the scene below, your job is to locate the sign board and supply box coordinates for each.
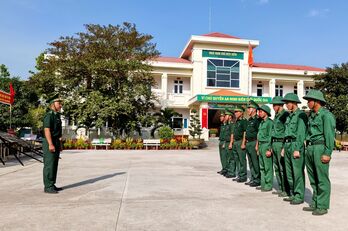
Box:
[0,90,12,105]
[202,50,244,60]
[196,94,272,104]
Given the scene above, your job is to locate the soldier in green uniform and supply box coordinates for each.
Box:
[281,93,308,204]
[257,105,274,192]
[43,94,63,194]
[303,90,336,215]
[270,96,290,197]
[245,100,261,187]
[225,109,237,178]
[217,111,227,175]
[232,106,248,183]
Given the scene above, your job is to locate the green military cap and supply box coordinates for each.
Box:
[282,93,301,103]
[303,89,326,105]
[220,110,226,116]
[46,93,63,104]
[233,105,245,112]
[247,100,259,109]
[258,105,271,116]
[225,110,233,115]
[270,96,284,105]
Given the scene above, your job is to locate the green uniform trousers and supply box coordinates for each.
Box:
[43,138,60,190]
[246,140,260,184]
[225,142,238,176]
[272,142,290,194]
[235,140,247,180]
[284,142,305,202]
[259,143,273,190]
[306,144,331,209]
[219,141,228,171]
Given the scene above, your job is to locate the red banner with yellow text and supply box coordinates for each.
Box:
[0,90,12,105]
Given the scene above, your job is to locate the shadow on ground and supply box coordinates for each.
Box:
[62,172,126,190]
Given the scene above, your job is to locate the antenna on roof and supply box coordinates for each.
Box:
[209,0,212,32]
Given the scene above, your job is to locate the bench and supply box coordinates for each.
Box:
[91,138,112,150]
[143,139,161,150]
[341,141,348,151]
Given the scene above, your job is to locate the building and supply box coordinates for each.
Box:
[150,32,325,140]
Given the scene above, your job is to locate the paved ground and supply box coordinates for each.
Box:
[1,144,348,231]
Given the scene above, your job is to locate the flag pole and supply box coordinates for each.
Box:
[10,104,12,129]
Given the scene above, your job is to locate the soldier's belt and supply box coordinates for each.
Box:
[259,141,269,144]
[272,138,284,143]
[306,140,325,146]
[284,138,296,143]
[246,137,257,142]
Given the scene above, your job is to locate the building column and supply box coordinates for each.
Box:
[269,78,276,98]
[297,80,304,102]
[161,73,168,99]
[199,103,209,141]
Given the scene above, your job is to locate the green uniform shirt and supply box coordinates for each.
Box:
[257,117,273,150]
[246,115,261,140]
[219,123,226,142]
[224,122,235,142]
[271,109,289,139]
[233,118,247,141]
[307,107,336,156]
[284,108,308,152]
[43,110,62,139]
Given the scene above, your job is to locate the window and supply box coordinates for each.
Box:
[257,84,263,96]
[207,59,240,88]
[174,80,183,94]
[305,86,313,95]
[172,117,183,129]
[275,85,283,97]
[294,85,298,94]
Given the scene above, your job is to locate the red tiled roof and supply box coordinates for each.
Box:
[154,56,191,64]
[209,89,247,96]
[253,62,326,72]
[202,32,240,39]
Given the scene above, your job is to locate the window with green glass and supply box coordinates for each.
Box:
[207,59,240,88]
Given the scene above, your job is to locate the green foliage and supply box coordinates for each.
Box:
[29,22,160,136]
[158,126,174,140]
[189,109,203,139]
[0,64,39,131]
[151,108,181,137]
[209,128,218,135]
[27,106,46,133]
[313,63,348,134]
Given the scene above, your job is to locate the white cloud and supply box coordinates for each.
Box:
[307,8,330,17]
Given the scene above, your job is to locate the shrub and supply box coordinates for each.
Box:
[209,128,218,135]
[111,139,122,149]
[158,126,174,140]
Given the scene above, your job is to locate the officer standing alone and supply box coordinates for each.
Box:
[43,94,63,194]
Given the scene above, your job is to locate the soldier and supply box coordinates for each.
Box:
[232,106,248,183]
[217,111,227,175]
[43,93,63,194]
[245,100,261,187]
[281,93,308,204]
[225,109,237,178]
[270,96,290,197]
[303,90,336,216]
[257,105,273,192]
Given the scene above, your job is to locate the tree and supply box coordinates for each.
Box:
[151,108,181,137]
[0,64,39,131]
[189,109,202,139]
[29,22,160,135]
[313,63,348,138]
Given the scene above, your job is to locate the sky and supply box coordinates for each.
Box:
[1,0,348,79]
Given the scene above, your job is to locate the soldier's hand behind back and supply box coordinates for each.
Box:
[321,155,331,164]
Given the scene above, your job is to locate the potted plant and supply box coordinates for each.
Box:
[209,128,218,138]
[188,109,203,148]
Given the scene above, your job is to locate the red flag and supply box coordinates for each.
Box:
[9,83,15,104]
[248,42,254,67]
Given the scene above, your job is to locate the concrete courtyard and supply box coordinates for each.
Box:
[0,143,348,231]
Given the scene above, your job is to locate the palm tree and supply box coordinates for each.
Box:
[151,108,181,137]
